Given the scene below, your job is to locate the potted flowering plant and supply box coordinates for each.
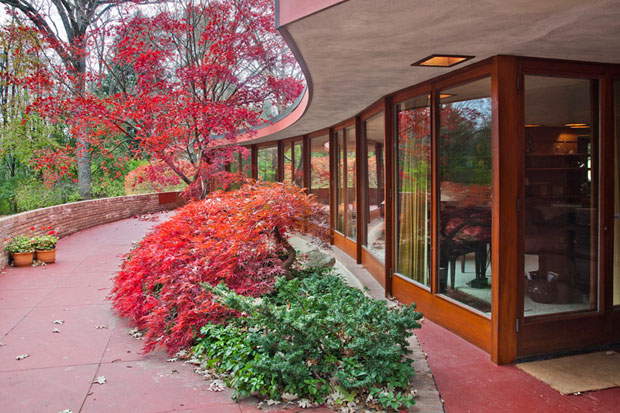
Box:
[32,231,59,264]
[5,236,35,267]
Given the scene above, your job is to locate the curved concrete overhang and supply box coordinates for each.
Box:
[243,0,620,145]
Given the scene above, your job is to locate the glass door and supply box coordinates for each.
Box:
[522,75,599,317]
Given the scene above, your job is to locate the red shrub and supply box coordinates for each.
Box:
[111,182,328,354]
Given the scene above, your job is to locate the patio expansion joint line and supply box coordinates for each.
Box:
[0,361,103,374]
[78,324,116,413]
[0,285,61,341]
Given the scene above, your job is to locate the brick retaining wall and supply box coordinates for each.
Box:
[0,192,185,269]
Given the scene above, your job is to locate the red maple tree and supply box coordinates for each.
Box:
[23,0,303,199]
[111,182,328,353]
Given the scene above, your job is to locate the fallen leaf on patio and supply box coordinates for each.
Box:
[166,358,177,363]
[171,368,179,374]
[52,328,61,333]
[93,376,106,385]
[282,392,298,402]
[185,357,201,365]
[297,399,312,408]
[266,399,279,406]
[15,354,29,360]
[58,409,73,413]
[208,379,225,392]
[53,320,64,325]
[111,359,122,363]
[128,327,142,338]
[95,325,108,329]
[573,392,581,396]
[606,351,617,356]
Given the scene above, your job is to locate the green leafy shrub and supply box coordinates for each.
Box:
[5,236,34,253]
[32,234,59,250]
[14,180,81,212]
[193,269,423,411]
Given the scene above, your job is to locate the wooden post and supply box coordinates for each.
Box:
[251,144,258,180]
[430,90,439,296]
[329,128,336,244]
[277,141,284,182]
[601,71,614,318]
[356,116,363,263]
[384,96,394,296]
[490,55,520,364]
[303,135,311,190]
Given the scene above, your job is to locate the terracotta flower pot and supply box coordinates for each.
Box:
[12,252,34,267]
[36,249,56,264]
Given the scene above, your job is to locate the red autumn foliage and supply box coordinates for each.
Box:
[20,0,303,199]
[110,182,328,354]
[124,160,193,195]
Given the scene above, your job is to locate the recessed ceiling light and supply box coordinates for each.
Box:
[427,93,454,99]
[564,123,588,127]
[570,125,590,129]
[525,124,541,127]
[412,54,474,67]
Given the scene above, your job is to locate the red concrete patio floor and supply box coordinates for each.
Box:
[417,320,620,412]
[0,215,331,413]
[2,215,619,413]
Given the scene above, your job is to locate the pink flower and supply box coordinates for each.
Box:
[30,227,35,230]
[48,230,55,235]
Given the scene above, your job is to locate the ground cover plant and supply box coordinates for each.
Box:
[194,268,423,411]
[110,182,328,353]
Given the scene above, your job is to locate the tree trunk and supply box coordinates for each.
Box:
[273,226,296,280]
[76,133,92,199]
[74,56,92,199]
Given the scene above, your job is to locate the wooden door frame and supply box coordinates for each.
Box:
[515,57,614,358]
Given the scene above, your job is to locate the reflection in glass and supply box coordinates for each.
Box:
[257,146,278,182]
[293,141,303,186]
[396,97,431,286]
[240,150,251,177]
[523,76,598,316]
[283,141,303,186]
[284,142,293,183]
[346,126,357,240]
[615,81,620,307]
[310,135,330,204]
[336,131,345,233]
[439,78,493,315]
[364,113,385,263]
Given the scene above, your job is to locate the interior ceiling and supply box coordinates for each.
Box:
[251,0,620,144]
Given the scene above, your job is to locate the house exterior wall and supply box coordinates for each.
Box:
[242,55,620,363]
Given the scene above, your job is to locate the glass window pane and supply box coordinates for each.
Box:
[310,134,330,204]
[615,80,620,307]
[283,142,293,183]
[364,113,385,263]
[257,146,278,182]
[396,96,431,286]
[240,149,251,178]
[336,131,345,233]
[346,126,357,240]
[439,77,493,315]
[293,141,303,186]
[523,76,598,316]
[230,153,239,174]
